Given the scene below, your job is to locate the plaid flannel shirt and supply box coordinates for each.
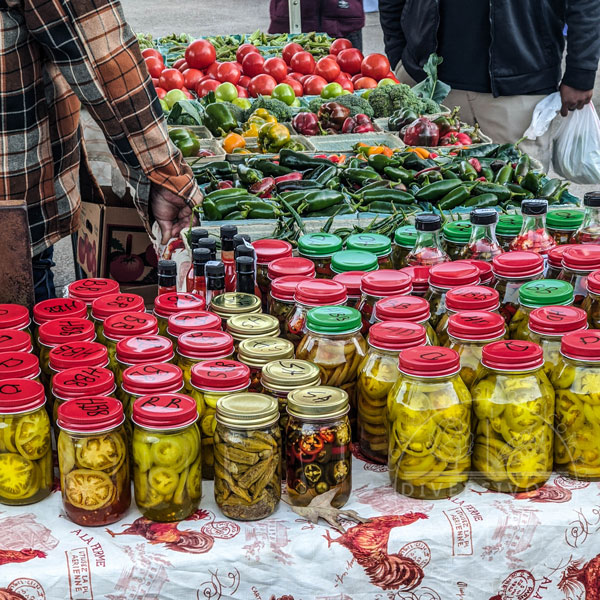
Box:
[0,0,202,257]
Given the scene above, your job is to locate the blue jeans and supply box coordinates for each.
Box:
[33,246,56,302]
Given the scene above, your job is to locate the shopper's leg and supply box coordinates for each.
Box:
[345,29,363,52]
[32,246,56,302]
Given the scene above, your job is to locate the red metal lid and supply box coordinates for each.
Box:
[103,312,158,340]
[465,260,493,284]
[481,340,544,371]
[122,363,183,395]
[548,244,577,269]
[132,393,198,430]
[190,359,250,391]
[492,251,544,278]
[115,335,173,365]
[528,306,588,335]
[360,270,413,297]
[0,304,31,330]
[177,330,235,359]
[374,295,430,323]
[398,346,460,377]
[270,276,313,302]
[38,318,95,347]
[67,278,120,304]
[167,311,222,337]
[57,396,124,433]
[561,245,600,271]
[0,379,45,413]
[399,266,431,291]
[561,330,600,361]
[332,271,365,297]
[33,298,87,325]
[429,261,480,289]
[294,279,347,307]
[587,270,600,295]
[52,366,115,399]
[369,321,427,351]
[268,257,316,280]
[0,330,33,353]
[448,311,506,341]
[253,239,293,264]
[49,342,109,372]
[445,286,500,312]
[91,293,145,321]
[0,352,40,380]
[154,293,206,318]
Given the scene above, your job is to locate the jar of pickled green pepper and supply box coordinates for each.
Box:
[332,271,364,309]
[237,337,294,392]
[297,233,343,279]
[0,352,41,383]
[103,312,159,371]
[557,245,600,307]
[495,214,523,252]
[154,293,206,336]
[91,294,145,344]
[442,220,472,261]
[114,335,174,389]
[373,294,438,345]
[0,330,33,354]
[210,293,261,328]
[0,304,33,338]
[67,278,120,312]
[346,233,393,269]
[331,250,379,276]
[399,266,431,297]
[253,239,293,309]
[546,208,584,246]
[166,310,222,345]
[583,270,600,328]
[33,298,87,338]
[268,276,312,330]
[48,342,109,390]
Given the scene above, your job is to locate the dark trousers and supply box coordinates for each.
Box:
[33,246,56,302]
[345,29,363,52]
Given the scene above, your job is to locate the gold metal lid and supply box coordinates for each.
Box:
[287,386,349,419]
[261,359,321,392]
[237,337,295,368]
[227,314,280,337]
[215,393,279,429]
[210,293,261,318]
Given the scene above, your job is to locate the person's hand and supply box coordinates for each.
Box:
[151,187,200,244]
[559,84,593,117]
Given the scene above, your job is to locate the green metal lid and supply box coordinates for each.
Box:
[306,306,362,334]
[297,233,343,258]
[519,279,574,307]
[443,220,472,244]
[346,233,391,257]
[546,208,584,230]
[331,250,378,273]
[496,214,523,236]
[394,225,418,248]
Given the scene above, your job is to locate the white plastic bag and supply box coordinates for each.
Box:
[524,92,562,140]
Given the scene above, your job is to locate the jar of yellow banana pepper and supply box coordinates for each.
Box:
[33,298,87,337]
[226,314,280,350]
[132,393,201,521]
[153,293,206,336]
[0,330,33,354]
[399,266,431,297]
[210,292,261,328]
[387,346,472,499]
[583,270,600,328]
[373,295,438,345]
[114,335,174,389]
[167,310,222,345]
[268,276,313,330]
[91,293,145,344]
[471,340,555,492]
[103,312,158,371]
[0,352,41,384]
[0,304,33,338]
[332,271,365,309]
[357,321,427,464]
[346,233,393,269]
[48,342,109,392]
[253,239,293,309]
[237,337,294,392]
[557,244,600,306]
[67,278,120,313]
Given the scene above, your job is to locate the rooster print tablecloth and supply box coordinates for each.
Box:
[0,451,599,600]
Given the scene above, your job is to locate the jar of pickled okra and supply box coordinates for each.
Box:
[49,342,109,392]
[154,293,206,336]
[387,346,472,499]
[332,271,365,309]
[226,314,280,349]
[91,294,145,344]
[492,251,545,323]
[0,304,32,337]
[103,312,159,371]
[0,352,41,383]
[373,294,438,345]
[442,220,472,261]
[297,233,343,279]
[558,245,600,306]
[547,245,576,279]
[166,310,222,344]
[269,276,312,330]
[584,270,600,328]
[331,250,379,276]
[253,239,293,308]
[495,214,523,252]
[57,396,130,526]
[0,330,33,354]
[508,279,574,340]
[237,337,294,392]
[447,311,507,388]
[268,257,316,284]
[471,340,555,492]
[286,386,351,508]
[546,208,584,246]
[392,225,420,269]
[346,233,393,269]
[357,321,427,464]
[209,293,261,328]
[114,335,173,389]
[214,393,281,520]
[399,266,431,297]
[67,278,120,312]
[0,379,52,505]
[132,393,201,521]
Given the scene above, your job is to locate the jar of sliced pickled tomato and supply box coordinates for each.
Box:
[297,233,342,279]
[331,250,379,276]
[496,214,523,252]
[90,294,145,344]
[33,298,87,338]
[399,266,431,297]
[57,396,130,526]
[557,244,600,306]
[0,378,52,505]
[49,342,109,390]
[237,337,295,392]
[392,225,422,269]
[461,208,503,262]
[0,330,33,354]
[132,393,201,521]
[471,340,555,492]
[0,352,41,383]
[67,278,120,312]
[332,271,364,309]
[546,208,584,246]
[387,346,472,499]
[373,294,438,345]
[0,304,32,337]
[346,233,393,269]
[103,312,159,371]
[583,270,600,328]
[442,220,471,261]
[546,244,576,279]
[166,310,222,345]
[153,293,206,336]
[253,239,293,308]
[226,314,280,350]
[269,276,313,330]
[268,257,316,284]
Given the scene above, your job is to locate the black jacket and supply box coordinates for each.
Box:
[379,0,600,96]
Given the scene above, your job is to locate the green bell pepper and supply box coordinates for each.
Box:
[168,127,200,158]
[203,103,238,137]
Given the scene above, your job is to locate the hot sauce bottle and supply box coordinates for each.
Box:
[157,260,177,296]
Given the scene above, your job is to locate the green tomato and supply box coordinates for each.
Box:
[321,82,344,99]
[272,83,296,106]
[165,89,187,109]
[215,82,238,103]
[232,97,252,110]
[159,99,170,113]
[378,78,396,87]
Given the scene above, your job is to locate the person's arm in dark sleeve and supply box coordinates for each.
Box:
[379,0,407,70]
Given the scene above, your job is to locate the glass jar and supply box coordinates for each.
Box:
[153,293,206,336]
[67,278,120,312]
[103,312,159,371]
[227,314,280,350]
[286,386,351,508]
[0,379,52,505]
[114,335,174,389]
[571,192,600,244]
[583,270,600,328]
[332,271,364,309]
[547,244,576,279]
[460,208,503,262]
[57,396,130,526]
[0,352,41,383]
[442,220,471,260]
[297,233,342,279]
[373,295,438,345]
[189,359,251,480]
[214,393,281,520]
[510,199,556,258]
[132,393,201,521]
[465,259,494,286]
[546,208,584,245]
[48,342,109,390]
[209,292,261,328]
[496,213,523,252]
[91,293,145,344]
[492,251,545,323]
[33,299,87,336]
[399,266,431,297]
[268,257,316,284]
[0,330,33,354]
[166,310,222,345]
[357,321,427,464]
[331,250,379,276]
[387,346,471,499]
[346,233,393,269]
[558,244,600,306]
[268,276,312,329]
[0,304,32,337]
[406,214,450,267]
[253,239,293,308]
[237,337,295,392]
[471,340,555,492]
[551,331,600,480]
[392,225,419,269]
[508,279,574,340]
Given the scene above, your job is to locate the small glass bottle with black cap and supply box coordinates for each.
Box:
[190,227,209,249]
[510,199,556,258]
[196,237,217,261]
[188,247,211,299]
[157,260,177,296]
[205,261,225,305]
[221,225,238,292]
[233,233,251,249]
[236,256,256,294]
[405,214,450,267]
[461,208,503,262]
[571,191,600,244]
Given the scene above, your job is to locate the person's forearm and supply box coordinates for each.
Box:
[378,0,407,69]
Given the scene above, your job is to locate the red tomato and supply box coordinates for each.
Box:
[290,51,315,75]
[182,88,193,99]
[183,68,204,90]
[242,52,265,77]
[206,62,220,78]
[330,38,353,55]
[185,39,216,70]
[236,43,259,64]
[172,58,187,70]
[334,75,354,93]
[289,72,305,81]
[152,77,160,87]
[303,75,328,95]
[217,62,242,84]
[155,87,167,99]
[248,74,277,97]
[158,68,184,91]
[236,85,249,98]
[142,48,162,62]
[144,56,164,79]
[239,75,251,88]
[196,78,221,97]
[354,76,378,90]
[337,48,363,75]
[386,71,400,83]
[315,57,341,82]
[263,57,288,83]
[351,73,363,84]
[282,42,304,65]
[299,74,313,86]
[282,76,303,97]
[361,53,391,81]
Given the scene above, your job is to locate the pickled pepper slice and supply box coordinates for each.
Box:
[151,435,188,472]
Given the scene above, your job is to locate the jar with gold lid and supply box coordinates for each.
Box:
[226,314,280,348]
[237,337,295,392]
[210,292,262,328]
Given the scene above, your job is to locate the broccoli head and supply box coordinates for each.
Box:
[368,83,441,117]
[305,94,374,118]
[244,96,293,122]
[221,101,245,123]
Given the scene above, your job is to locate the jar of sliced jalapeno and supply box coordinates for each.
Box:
[387,346,472,499]
[167,311,222,345]
[495,214,523,252]
[67,278,120,312]
[91,294,145,344]
[153,293,206,336]
[237,338,295,392]
[557,245,600,307]
[103,312,158,371]
[210,293,261,328]
[132,393,201,521]
[214,393,281,520]
[0,352,41,384]
[547,244,576,279]
[442,220,472,261]
[399,266,431,297]
[297,233,343,279]
[392,225,421,269]
[268,257,316,283]
[332,271,365,309]
[0,379,52,505]
[583,270,600,328]
[373,294,438,345]
[57,396,130,526]
[0,330,33,354]
[48,342,109,391]
[114,335,174,389]
[226,314,280,350]
[331,250,379,275]
[471,340,554,493]
[346,233,393,269]
[253,239,293,309]
[269,276,313,330]
[357,321,427,464]
[546,209,584,246]
[0,304,33,338]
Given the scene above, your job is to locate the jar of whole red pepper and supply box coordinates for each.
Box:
[0,330,33,354]
[67,278,120,312]
[583,270,600,328]
[461,209,503,262]
[268,257,316,283]
[33,298,87,337]
[557,245,600,306]
[546,208,584,245]
[297,233,342,279]
[495,213,523,252]
[91,293,145,344]
[237,337,295,392]
[547,245,576,279]
[392,225,422,269]
[571,192,600,244]
[406,214,449,267]
[154,293,206,335]
[49,342,109,390]
[0,351,41,383]
[442,220,471,261]
[332,271,365,309]
[103,312,159,371]
[331,250,379,275]
[399,266,431,297]
[268,276,313,329]
[346,233,393,269]
[114,335,174,388]
[510,199,556,258]
[253,239,293,308]
[166,310,222,344]
[0,304,32,337]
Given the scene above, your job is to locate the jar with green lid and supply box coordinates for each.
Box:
[442,220,471,260]
[373,295,439,345]
[508,279,574,340]
[331,250,379,275]
[346,233,393,269]
[558,244,600,306]
[214,393,281,520]
[210,292,262,328]
[496,214,523,252]
[132,393,201,522]
[226,314,280,350]
[253,239,293,310]
[546,208,584,245]
[357,321,427,464]
[392,225,419,269]
[268,276,312,329]
[0,304,33,338]
[90,293,145,344]
[286,386,351,508]
[583,270,600,328]
[153,293,206,336]
[114,335,174,389]
[297,233,343,279]
[166,311,222,345]
[0,351,41,384]
[237,337,295,392]
[48,342,109,390]
[103,312,158,371]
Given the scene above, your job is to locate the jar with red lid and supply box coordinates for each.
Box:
[57,396,130,525]
[471,340,554,492]
[284,279,347,346]
[33,299,88,337]
[0,304,32,337]
[67,278,120,311]
[492,251,545,323]
[268,276,312,329]
[373,294,438,345]
[447,311,507,387]
[103,312,159,370]
[237,337,295,392]
[399,266,430,297]
[465,260,494,285]
[557,244,600,306]
[357,321,427,464]
[346,233,393,269]
[583,270,600,328]
[509,199,556,258]
[547,244,576,279]
[0,379,52,505]
[253,239,293,309]
[297,233,342,279]
[268,257,316,283]
[425,261,480,329]
[0,351,41,383]
[387,346,471,499]
[153,293,206,335]
[91,294,145,344]
[406,214,450,267]
[189,359,251,479]
[49,342,109,391]
[132,393,201,521]
[114,335,173,388]
[166,311,221,344]
[0,330,33,354]
[332,271,364,309]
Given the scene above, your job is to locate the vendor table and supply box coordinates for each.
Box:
[1,451,599,600]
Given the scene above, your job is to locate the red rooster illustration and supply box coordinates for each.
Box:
[0,589,28,600]
[0,549,46,566]
[513,483,572,503]
[324,513,428,591]
[558,553,600,600]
